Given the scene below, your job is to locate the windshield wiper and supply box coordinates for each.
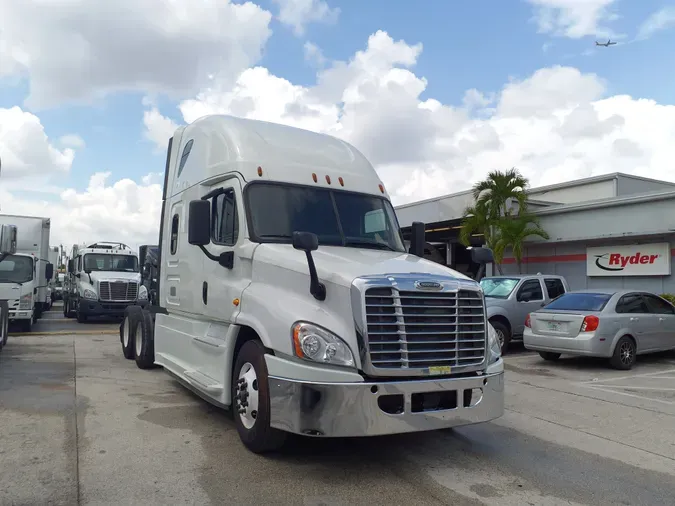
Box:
[344,239,396,251]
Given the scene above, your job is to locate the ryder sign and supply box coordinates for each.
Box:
[587,243,671,276]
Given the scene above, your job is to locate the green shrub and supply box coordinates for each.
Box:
[660,293,675,305]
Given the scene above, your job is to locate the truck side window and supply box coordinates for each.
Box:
[170,214,179,255]
[177,139,193,178]
[516,279,543,301]
[211,189,239,246]
[544,278,565,299]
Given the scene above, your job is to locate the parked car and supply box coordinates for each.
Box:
[523,289,675,370]
[480,274,570,353]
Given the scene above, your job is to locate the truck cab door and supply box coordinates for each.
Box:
[200,177,248,325]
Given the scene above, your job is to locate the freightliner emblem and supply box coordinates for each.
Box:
[414,280,443,291]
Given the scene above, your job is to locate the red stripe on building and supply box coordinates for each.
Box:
[502,247,675,265]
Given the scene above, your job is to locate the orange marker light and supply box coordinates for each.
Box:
[338,177,344,186]
[312,173,318,182]
[257,167,263,177]
[325,175,331,184]
[233,298,240,306]
[378,183,385,193]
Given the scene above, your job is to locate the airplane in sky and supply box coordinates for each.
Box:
[595,39,617,47]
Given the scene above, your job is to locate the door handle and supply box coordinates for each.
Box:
[629,317,639,322]
[202,281,208,305]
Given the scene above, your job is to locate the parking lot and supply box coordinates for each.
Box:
[1,307,675,506]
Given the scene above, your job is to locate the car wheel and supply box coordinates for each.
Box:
[539,351,561,361]
[610,336,636,370]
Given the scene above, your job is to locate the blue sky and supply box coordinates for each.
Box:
[1,0,675,248]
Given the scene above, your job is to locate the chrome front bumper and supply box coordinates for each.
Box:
[268,371,504,437]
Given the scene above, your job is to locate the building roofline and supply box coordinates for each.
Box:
[394,172,675,211]
[534,188,675,216]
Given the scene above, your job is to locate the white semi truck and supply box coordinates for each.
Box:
[0,224,19,350]
[64,242,148,322]
[121,115,505,453]
[0,215,53,332]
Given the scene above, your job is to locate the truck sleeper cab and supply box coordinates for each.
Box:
[128,115,504,453]
[65,242,148,322]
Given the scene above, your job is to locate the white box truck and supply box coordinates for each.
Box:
[0,215,53,332]
[0,223,19,351]
[120,115,504,454]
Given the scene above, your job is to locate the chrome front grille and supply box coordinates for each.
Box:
[364,287,486,371]
[99,281,138,302]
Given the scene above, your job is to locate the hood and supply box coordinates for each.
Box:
[0,282,28,301]
[254,244,475,288]
[87,271,140,283]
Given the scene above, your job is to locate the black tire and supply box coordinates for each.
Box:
[490,319,512,355]
[134,309,156,369]
[21,316,33,333]
[77,309,87,323]
[539,351,561,361]
[63,299,70,317]
[610,336,636,370]
[122,306,143,360]
[232,340,287,454]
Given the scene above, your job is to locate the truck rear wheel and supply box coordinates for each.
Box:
[134,310,156,369]
[0,301,8,347]
[232,340,287,454]
[121,306,143,360]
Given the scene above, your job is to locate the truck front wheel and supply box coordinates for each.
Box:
[232,340,287,454]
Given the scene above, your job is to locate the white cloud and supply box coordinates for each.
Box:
[0,172,162,251]
[272,0,340,36]
[0,106,75,182]
[144,30,675,210]
[304,41,327,67]
[0,0,273,109]
[59,134,85,149]
[637,7,675,40]
[143,108,179,153]
[526,0,618,38]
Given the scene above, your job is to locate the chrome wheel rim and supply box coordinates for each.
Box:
[620,342,634,366]
[135,321,143,357]
[495,329,505,347]
[235,362,259,430]
[123,317,130,347]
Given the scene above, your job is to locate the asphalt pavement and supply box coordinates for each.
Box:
[1,305,675,505]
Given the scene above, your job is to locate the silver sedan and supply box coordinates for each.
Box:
[523,289,675,370]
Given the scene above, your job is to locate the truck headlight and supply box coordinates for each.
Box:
[83,289,98,300]
[291,322,355,368]
[19,293,32,310]
[138,285,148,300]
[487,323,502,364]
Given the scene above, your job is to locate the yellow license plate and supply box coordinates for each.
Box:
[428,366,452,375]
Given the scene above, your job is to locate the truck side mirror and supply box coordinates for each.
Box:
[0,224,17,255]
[470,247,494,264]
[292,231,325,301]
[67,259,74,273]
[46,263,54,281]
[409,221,425,257]
[292,231,318,252]
[188,200,211,246]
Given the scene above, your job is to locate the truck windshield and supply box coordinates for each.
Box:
[246,183,406,252]
[83,254,139,272]
[0,255,34,284]
[480,277,520,298]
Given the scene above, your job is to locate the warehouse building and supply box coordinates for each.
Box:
[396,173,675,294]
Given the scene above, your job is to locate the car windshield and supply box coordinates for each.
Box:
[83,254,139,272]
[246,183,406,252]
[480,277,520,298]
[0,255,34,284]
[544,292,612,311]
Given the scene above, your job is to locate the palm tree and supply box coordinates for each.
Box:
[471,168,529,220]
[493,213,550,273]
